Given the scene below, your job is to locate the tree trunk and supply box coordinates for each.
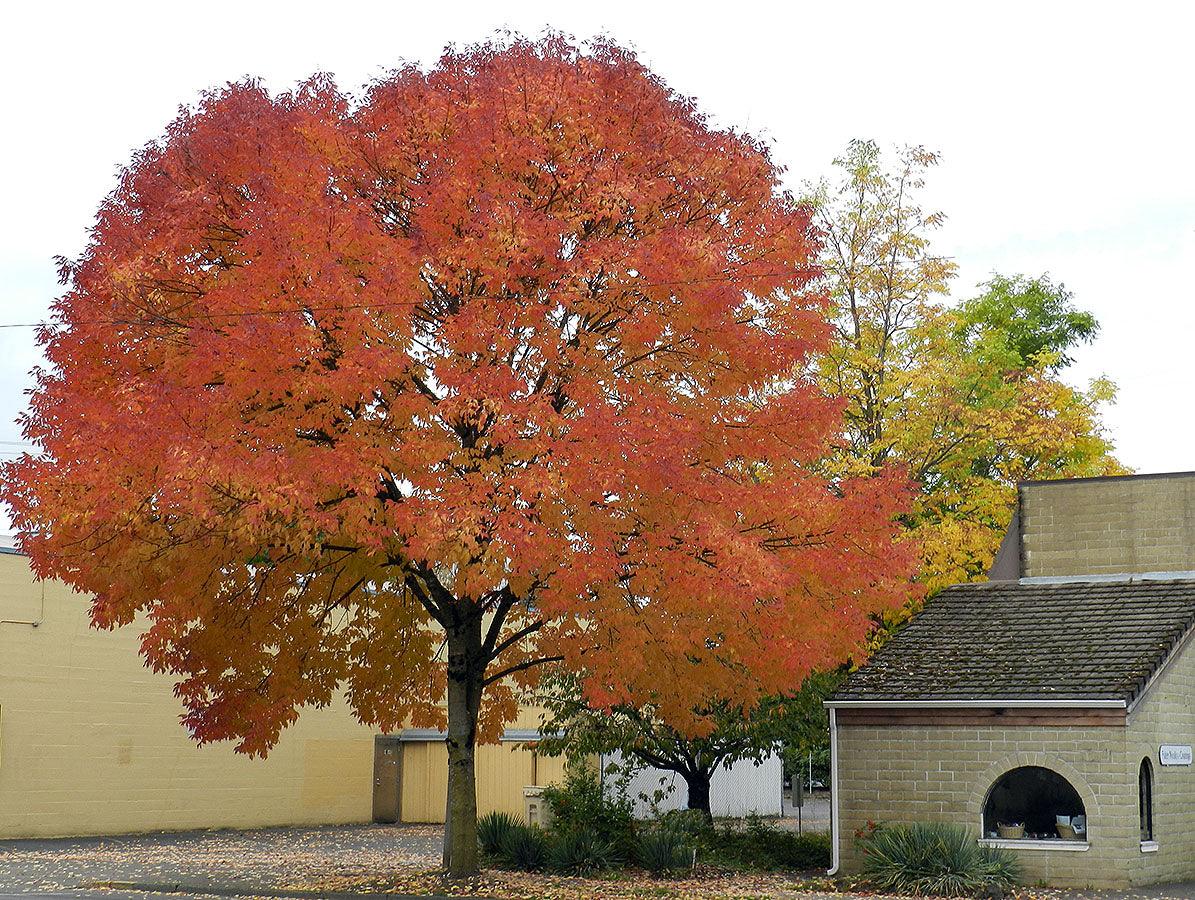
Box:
[442,616,484,878]
[684,768,714,822]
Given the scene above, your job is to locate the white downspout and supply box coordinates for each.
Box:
[827,706,840,876]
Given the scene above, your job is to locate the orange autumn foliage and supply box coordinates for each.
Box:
[2,38,916,762]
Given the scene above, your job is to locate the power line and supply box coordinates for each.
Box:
[0,269,815,330]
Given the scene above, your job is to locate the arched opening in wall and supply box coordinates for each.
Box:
[982,766,1086,841]
[1139,758,1154,842]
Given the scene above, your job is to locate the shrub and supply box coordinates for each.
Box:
[549,826,618,874]
[745,817,831,865]
[774,830,832,870]
[541,762,636,857]
[637,829,691,874]
[478,810,522,856]
[701,817,831,871]
[498,824,550,871]
[654,807,712,840]
[861,822,1020,896]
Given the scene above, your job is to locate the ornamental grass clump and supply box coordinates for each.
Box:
[637,828,691,874]
[549,826,619,874]
[861,822,1020,896]
[498,824,550,871]
[477,811,522,856]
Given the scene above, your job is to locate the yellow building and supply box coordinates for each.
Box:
[0,544,563,838]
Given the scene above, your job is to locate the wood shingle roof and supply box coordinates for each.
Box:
[833,577,1195,705]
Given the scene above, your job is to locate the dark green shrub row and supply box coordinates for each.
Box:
[484,820,691,874]
[478,768,831,876]
[699,815,831,871]
[500,823,551,871]
[638,828,692,873]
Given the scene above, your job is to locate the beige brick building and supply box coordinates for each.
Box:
[829,473,1195,890]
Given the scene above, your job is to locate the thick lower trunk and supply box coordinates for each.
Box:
[442,620,483,878]
[684,769,714,822]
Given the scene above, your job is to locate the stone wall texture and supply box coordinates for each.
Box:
[836,638,1195,888]
[1021,474,1195,577]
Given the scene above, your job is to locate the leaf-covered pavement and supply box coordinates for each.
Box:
[1,823,1192,899]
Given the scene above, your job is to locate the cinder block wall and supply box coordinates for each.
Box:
[837,637,1195,888]
[836,722,1137,889]
[1125,634,1195,884]
[1021,473,1195,577]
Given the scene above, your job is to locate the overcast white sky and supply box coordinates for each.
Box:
[2,0,1193,479]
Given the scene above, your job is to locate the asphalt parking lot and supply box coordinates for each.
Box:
[0,823,442,898]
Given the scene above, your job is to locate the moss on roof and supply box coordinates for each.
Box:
[834,578,1195,704]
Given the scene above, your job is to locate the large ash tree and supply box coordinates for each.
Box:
[2,37,915,876]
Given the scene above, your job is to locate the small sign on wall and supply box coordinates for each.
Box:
[1160,745,1193,766]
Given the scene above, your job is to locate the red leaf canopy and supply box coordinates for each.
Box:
[3,36,915,753]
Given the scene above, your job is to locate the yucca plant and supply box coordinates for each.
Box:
[977,841,1021,886]
[861,822,1020,896]
[498,824,550,871]
[549,826,618,874]
[637,829,691,874]
[478,811,522,856]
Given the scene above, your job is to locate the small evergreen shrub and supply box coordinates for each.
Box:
[549,826,618,874]
[637,828,691,874]
[478,810,522,856]
[541,762,636,858]
[861,821,1020,896]
[498,824,550,871]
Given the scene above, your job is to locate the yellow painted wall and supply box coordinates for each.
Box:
[0,551,377,838]
[400,740,569,823]
[0,551,563,837]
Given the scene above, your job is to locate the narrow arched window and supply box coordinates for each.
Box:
[1139,758,1154,842]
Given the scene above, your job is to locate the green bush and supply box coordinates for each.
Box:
[498,824,550,871]
[745,815,830,869]
[541,763,636,858]
[478,810,522,856]
[654,807,712,840]
[637,828,692,874]
[861,822,1020,896]
[549,826,619,874]
[701,817,831,871]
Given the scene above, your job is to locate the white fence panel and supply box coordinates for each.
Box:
[601,752,783,818]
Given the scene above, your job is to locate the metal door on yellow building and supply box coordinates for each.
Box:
[371,736,402,823]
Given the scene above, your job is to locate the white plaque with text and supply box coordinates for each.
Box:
[1160,745,1193,766]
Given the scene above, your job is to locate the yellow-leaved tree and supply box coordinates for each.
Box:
[811,140,1126,610]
